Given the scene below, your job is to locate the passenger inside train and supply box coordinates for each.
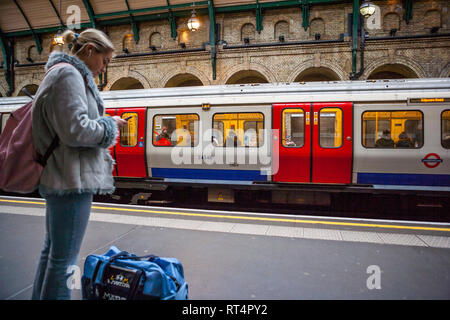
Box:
[225,125,243,147]
[375,130,395,148]
[155,126,172,146]
[395,132,413,148]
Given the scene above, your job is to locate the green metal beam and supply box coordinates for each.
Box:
[351,0,359,78]
[403,0,412,24]
[94,1,209,19]
[167,0,178,40]
[208,0,216,80]
[48,0,65,28]
[0,28,14,96]
[4,0,346,38]
[301,0,310,31]
[5,24,92,37]
[82,0,97,28]
[12,0,42,54]
[256,0,263,33]
[214,0,342,13]
[125,0,139,43]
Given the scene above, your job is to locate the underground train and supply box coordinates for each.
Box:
[1,78,449,210]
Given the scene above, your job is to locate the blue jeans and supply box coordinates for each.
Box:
[32,192,92,300]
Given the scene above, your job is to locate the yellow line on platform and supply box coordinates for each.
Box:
[1,198,450,232]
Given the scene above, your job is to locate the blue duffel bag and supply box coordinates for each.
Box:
[82,246,188,300]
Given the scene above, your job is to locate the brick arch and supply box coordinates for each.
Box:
[164,73,204,87]
[225,70,268,84]
[287,59,347,82]
[159,66,211,88]
[104,70,151,91]
[109,77,145,91]
[362,55,426,79]
[13,78,41,96]
[219,62,278,84]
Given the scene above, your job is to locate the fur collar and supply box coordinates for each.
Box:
[45,51,104,114]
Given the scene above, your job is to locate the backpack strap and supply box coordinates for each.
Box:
[36,136,59,167]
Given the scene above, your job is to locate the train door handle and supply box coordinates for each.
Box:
[346,136,352,141]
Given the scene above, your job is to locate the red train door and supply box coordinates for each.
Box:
[105,109,118,176]
[273,102,352,184]
[273,103,311,182]
[115,107,147,177]
[311,102,353,183]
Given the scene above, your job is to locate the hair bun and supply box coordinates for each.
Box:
[61,29,76,44]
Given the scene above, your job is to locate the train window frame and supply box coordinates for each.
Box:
[318,107,343,149]
[119,112,138,148]
[441,109,450,149]
[152,113,200,148]
[211,112,265,148]
[361,109,424,149]
[281,107,305,148]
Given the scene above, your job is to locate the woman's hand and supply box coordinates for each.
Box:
[112,116,128,130]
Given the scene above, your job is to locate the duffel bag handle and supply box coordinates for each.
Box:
[109,252,159,263]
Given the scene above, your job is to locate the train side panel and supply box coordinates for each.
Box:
[145,105,272,183]
[353,103,450,189]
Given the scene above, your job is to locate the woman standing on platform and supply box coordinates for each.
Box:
[31,29,126,300]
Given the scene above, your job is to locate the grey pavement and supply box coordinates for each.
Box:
[1,204,450,300]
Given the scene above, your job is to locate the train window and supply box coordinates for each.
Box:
[153,114,199,147]
[362,111,423,148]
[212,112,264,147]
[120,112,138,147]
[319,108,343,148]
[282,108,304,147]
[442,110,450,149]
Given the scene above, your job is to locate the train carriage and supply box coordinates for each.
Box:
[1,78,449,215]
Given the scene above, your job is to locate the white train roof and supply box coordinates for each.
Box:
[1,78,450,111]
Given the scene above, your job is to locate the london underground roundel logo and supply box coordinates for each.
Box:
[421,153,443,168]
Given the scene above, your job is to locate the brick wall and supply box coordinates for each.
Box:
[7,0,450,95]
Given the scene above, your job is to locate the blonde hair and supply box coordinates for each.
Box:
[62,28,115,56]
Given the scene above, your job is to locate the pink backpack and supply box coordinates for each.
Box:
[0,63,69,193]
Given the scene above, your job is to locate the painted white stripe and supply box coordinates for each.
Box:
[2,204,449,249]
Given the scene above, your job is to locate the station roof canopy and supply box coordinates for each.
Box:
[0,0,342,36]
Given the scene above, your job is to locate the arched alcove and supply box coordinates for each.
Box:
[165,73,203,87]
[367,64,418,79]
[150,32,162,49]
[310,18,325,38]
[241,23,255,42]
[294,67,340,82]
[274,20,289,40]
[110,77,144,90]
[383,13,401,32]
[122,33,135,53]
[17,84,39,96]
[424,10,441,30]
[226,70,269,85]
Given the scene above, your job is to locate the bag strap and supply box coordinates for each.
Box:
[109,251,159,263]
[36,136,59,166]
